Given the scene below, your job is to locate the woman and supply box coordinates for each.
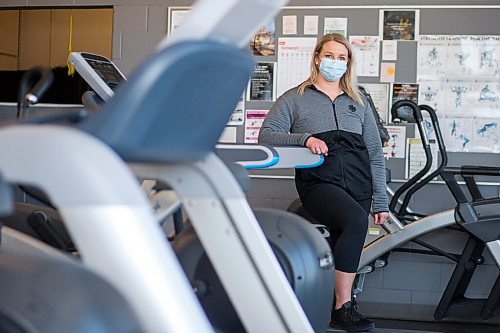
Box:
[258,33,389,332]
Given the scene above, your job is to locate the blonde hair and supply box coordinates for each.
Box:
[298,33,364,106]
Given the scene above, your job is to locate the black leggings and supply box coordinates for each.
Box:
[302,183,370,273]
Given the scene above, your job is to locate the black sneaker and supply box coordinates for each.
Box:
[329,300,375,332]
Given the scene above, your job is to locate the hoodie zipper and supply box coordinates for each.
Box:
[331,100,347,189]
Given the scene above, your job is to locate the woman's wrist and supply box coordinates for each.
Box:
[303,134,313,147]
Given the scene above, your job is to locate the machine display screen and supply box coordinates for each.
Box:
[86,59,125,91]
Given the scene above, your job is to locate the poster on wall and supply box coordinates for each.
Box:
[361,83,390,123]
[247,62,276,102]
[391,83,419,121]
[382,40,398,60]
[405,138,438,179]
[219,127,237,143]
[250,20,276,56]
[473,117,500,153]
[276,37,316,98]
[417,35,500,153]
[349,36,380,77]
[324,17,347,36]
[303,15,319,35]
[418,35,500,81]
[443,115,500,153]
[380,62,396,83]
[442,116,473,152]
[383,125,406,159]
[418,81,445,114]
[168,9,189,33]
[379,9,419,41]
[244,110,269,143]
[282,15,297,35]
[227,93,245,126]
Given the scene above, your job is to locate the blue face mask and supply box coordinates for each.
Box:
[319,58,347,82]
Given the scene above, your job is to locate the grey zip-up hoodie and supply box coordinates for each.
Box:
[258,85,389,213]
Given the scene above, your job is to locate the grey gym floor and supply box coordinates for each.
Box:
[327,319,498,333]
[325,301,500,333]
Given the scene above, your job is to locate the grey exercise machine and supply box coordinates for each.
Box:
[69,45,334,333]
[435,165,500,321]
[0,0,322,332]
[1,1,339,332]
[77,33,319,333]
[354,101,500,323]
[0,172,142,333]
[283,98,500,323]
[357,100,453,272]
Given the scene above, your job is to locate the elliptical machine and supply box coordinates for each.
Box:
[360,101,500,323]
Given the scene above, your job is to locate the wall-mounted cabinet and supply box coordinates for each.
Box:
[0,7,112,104]
[0,7,112,71]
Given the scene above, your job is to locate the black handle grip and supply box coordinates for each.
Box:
[461,165,500,176]
[391,99,423,123]
[443,165,500,177]
[17,66,54,119]
[27,67,54,104]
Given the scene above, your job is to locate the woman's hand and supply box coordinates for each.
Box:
[373,211,389,225]
[306,137,328,156]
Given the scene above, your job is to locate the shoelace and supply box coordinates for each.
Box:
[346,300,365,321]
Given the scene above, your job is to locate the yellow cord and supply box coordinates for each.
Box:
[67,14,75,76]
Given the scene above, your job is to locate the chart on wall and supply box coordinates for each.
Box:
[276,37,316,97]
[417,35,500,153]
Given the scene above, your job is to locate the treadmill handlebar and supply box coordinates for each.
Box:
[442,165,500,177]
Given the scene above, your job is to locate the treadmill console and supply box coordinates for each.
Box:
[68,52,126,101]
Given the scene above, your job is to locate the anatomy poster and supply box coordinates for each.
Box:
[442,116,474,152]
[442,116,500,153]
[417,35,500,152]
[418,35,500,80]
[418,81,445,114]
[475,82,500,115]
[473,117,500,153]
[443,81,477,114]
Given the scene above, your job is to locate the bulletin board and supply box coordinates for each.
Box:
[168,5,500,181]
